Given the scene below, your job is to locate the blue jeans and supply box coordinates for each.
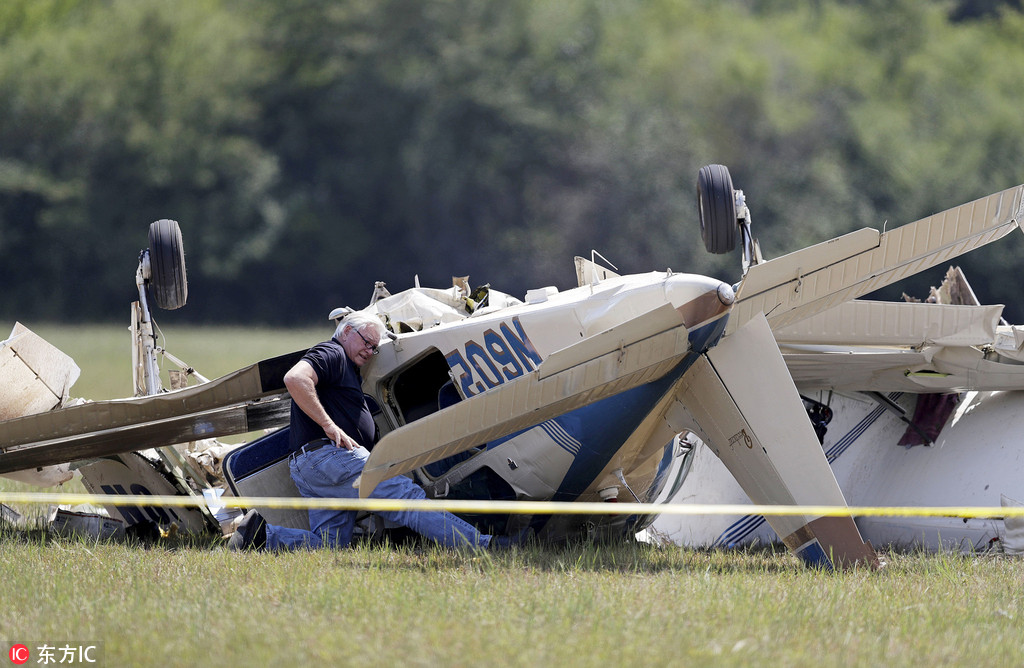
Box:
[265,445,491,551]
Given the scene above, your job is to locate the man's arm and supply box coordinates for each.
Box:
[283,360,360,451]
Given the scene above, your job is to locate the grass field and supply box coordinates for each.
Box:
[0,534,1022,667]
[2,325,1024,667]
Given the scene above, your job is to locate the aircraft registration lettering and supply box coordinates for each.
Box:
[100,483,180,525]
[446,316,542,397]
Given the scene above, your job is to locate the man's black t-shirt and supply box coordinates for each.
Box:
[288,338,376,451]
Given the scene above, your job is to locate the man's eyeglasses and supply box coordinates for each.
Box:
[355,328,380,355]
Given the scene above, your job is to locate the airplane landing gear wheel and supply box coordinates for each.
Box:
[148,219,188,310]
[698,164,738,254]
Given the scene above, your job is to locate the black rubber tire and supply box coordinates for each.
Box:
[697,164,738,254]
[148,219,188,310]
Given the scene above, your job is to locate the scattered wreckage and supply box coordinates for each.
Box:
[2,166,1024,563]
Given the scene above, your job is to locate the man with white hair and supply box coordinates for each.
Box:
[230,313,504,550]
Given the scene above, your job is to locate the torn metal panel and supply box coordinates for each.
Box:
[1,503,24,528]
[994,325,1024,361]
[49,508,125,540]
[1,463,75,487]
[574,255,621,287]
[0,322,81,420]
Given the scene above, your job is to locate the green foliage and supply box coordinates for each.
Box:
[2,0,1024,323]
[0,0,278,319]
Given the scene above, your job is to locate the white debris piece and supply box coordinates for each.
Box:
[49,507,126,540]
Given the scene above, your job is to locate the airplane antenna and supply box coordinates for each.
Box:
[588,250,619,287]
[591,249,618,271]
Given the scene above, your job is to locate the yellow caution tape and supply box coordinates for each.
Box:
[2,491,1024,519]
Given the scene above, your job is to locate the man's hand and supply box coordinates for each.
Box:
[324,423,359,451]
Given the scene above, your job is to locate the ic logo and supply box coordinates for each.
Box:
[8,644,29,665]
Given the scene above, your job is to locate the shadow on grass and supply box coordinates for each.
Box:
[6,524,898,576]
[337,533,805,576]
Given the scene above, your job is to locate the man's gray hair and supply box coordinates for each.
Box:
[334,312,385,340]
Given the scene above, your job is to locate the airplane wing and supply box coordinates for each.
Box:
[665,312,880,568]
[0,350,303,475]
[358,303,696,497]
[774,300,1024,392]
[728,184,1024,335]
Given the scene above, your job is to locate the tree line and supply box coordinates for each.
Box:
[2,0,1024,327]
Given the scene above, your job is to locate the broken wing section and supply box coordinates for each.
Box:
[775,300,1024,393]
[671,314,879,569]
[0,323,80,420]
[729,184,1024,334]
[0,323,82,486]
[0,350,303,474]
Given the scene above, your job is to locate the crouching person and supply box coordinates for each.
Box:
[229,313,502,551]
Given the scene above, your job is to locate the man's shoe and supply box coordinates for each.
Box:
[488,527,534,550]
[228,509,267,551]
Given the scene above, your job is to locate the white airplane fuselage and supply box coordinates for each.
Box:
[653,388,1024,553]
[356,271,733,540]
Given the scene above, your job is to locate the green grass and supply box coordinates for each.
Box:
[0,535,1021,667]
[3,325,1024,667]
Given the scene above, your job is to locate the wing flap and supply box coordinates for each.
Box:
[773,300,1003,347]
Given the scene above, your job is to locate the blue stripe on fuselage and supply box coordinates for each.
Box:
[713,392,899,548]
[473,314,729,535]
[545,315,728,503]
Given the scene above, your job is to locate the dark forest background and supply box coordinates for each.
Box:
[3,0,1024,327]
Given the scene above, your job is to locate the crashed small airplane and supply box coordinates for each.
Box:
[2,165,1024,567]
